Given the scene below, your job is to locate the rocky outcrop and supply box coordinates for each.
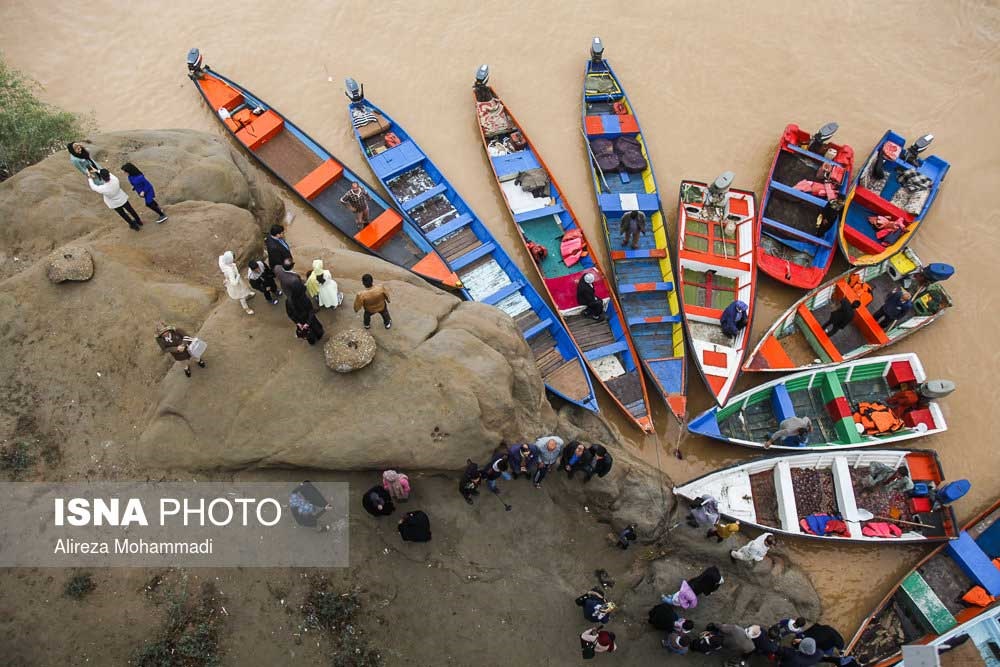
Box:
[46,245,94,282]
[324,328,376,373]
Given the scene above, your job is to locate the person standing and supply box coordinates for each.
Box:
[560,441,592,479]
[306,259,343,309]
[154,321,205,378]
[361,485,395,517]
[873,287,913,329]
[353,273,391,330]
[582,444,613,482]
[577,272,605,321]
[709,519,741,543]
[731,532,775,563]
[580,626,617,658]
[508,442,538,480]
[779,637,822,666]
[482,454,511,494]
[800,624,845,656]
[89,168,143,230]
[340,182,372,229]
[397,510,431,542]
[67,142,100,176]
[714,623,757,660]
[822,299,861,335]
[662,632,691,655]
[619,210,646,249]
[459,459,482,505]
[382,470,411,502]
[265,224,293,270]
[288,279,324,345]
[121,163,168,223]
[531,436,565,488]
[218,251,255,315]
[247,259,280,305]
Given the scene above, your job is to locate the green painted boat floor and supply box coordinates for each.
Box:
[519,216,578,279]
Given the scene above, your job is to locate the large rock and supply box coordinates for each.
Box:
[46,245,94,283]
[324,328,376,372]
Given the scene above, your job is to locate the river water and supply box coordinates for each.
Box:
[2,0,998,634]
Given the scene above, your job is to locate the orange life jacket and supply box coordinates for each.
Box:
[853,402,905,434]
[384,132,401,148]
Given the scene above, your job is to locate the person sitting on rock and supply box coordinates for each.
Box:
[397,510,431,542]
[361,484,394,517]
[608,524,637,550]
[582,444,613,482]
[508,441,538,480]
[531,436,565,488]
[459,459,482,505]
[560,441,592,479]
[289,483,331,532]
[713,622,757,660]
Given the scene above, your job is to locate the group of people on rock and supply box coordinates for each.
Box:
[358,470,431,542]
[458,436,614,503]
[70,142,168,230]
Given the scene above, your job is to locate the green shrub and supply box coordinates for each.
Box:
[133,581,224,667]
[0,55,89,180]
[65,573,97,599]
[302,578,383,667]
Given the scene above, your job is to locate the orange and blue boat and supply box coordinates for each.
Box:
[344,81,597,413]
[757,123,854,289]
[839,130,949,266]
[185,49,460,289]
[473,65,653,432]
[580,38,687,421]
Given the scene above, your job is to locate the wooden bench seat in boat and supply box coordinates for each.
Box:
[355,112,391,140]
[293,159,344,200]
[584,114,640,137]
[235,110,284,150]
[946,532,1000,596]
[774,460,800,533]
[200,76,244,112]
[832,456,863,536]
[354,209,403,250]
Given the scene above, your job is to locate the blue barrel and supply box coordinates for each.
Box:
[936,479,971,504]
[923,263,954,282]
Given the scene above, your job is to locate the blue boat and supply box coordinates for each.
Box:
[185,50,460,289]
[581,38,687,421]
[838,129,949,266]
[345,81,598,413]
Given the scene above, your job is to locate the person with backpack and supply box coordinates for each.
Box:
[88,168,143,230]
[121,163,168,223]
[580,625,616,658]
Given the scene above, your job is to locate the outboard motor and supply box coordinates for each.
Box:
[918,379,955,400]
[807,122,839,154]
[705,171,734,207]
[474,64,490,88]
[186,48,204,78]
[590,37,604,62]
[903,134,934,165]
[345,78,364,104]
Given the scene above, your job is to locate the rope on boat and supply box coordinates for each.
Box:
[580,127,611,193]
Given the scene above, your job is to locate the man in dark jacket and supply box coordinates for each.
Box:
[720,300,749,338]
[265,224,293,269]
[873,287,913,329]
[619,210,646,249]
[583,444,613,482]
[508,442,538,480]
[459,459,482,505]
[822,299,861,335]
[577,272,605,321]
[801,624,845,655]
[397,510,431,542]
[779,637,822,666]
[560,441,592,479]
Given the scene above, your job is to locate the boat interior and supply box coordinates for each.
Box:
[582,65,686,415]
[352,103,594,406]
[195,73,457,284]
[474,83,650,425]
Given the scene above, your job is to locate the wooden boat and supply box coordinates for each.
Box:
[745,248,954,372]
[472,66,654,432]
[688,353,948,451]
[895,605,1000,666]
[184,50,460,288]
[757,123,854,289]
[676,176,758,405]
[345,83,597,413]
[847,499,1000,666]
[839,130,950,266]
[580,38,687,421]
[673,449,961,545]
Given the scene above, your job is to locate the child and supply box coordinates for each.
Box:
[121,163,167,223]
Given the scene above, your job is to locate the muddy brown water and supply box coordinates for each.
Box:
[2,0,998,636]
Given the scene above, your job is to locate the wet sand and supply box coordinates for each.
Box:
[2,0,999,636]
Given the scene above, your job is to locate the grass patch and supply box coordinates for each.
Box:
[0,55,90,180]
[301,577,383,667]
[65,573,96,600]
[133,580,225,667]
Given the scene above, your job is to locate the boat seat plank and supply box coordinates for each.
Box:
[610,248,668,260]
[236,110,284,150]
[770,180,830,208]
[481,280,525,306]
[626,314,682,326]
[354,209,403,250]
[785,142,844,168]
[490,150,540,178]
[772,383,796,422]
[832,457,862,532]
[368,141,425,180]
[584,340,629,361]
[401,183,448,212]
[774,460,801,532]
[762,216,834,248]
[598,192,659,213]
[449,242,495,270]
[512,204,565,223]
[619,281,673,294]
[523,318,553,340]
[293,159,344,200]
[425,213,474,242]
[900,572,958,635]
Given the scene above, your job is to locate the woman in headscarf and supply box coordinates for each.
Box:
[687,565,724,596]
[285,274,325,345]
[382,470,411,501]
[305,259,343,309]
[154,321,205,377]
[361,484,395,517]
[67,142,100,176]
[731,532,775,563]
[397,510,431,542]
[218,251,255,315]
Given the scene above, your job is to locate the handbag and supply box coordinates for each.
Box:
[182,336,207,358]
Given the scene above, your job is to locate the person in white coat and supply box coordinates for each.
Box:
[731,532,775,563]
[305,259,343,309]
[218,251,255,315]
[89,168,143,230]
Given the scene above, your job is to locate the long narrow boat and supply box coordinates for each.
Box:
[580,38,687,421]
[184,50,460,289]
[757,123,854,289]
[688,353,948,451]
[344,82,597,413]
[676,176,758,405]
[673,449,961,545]
[848,499,1000,666]
[839,130,950,266]
[745,248,954,372]
[472,66,653,432]
[896,606,1000,667]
